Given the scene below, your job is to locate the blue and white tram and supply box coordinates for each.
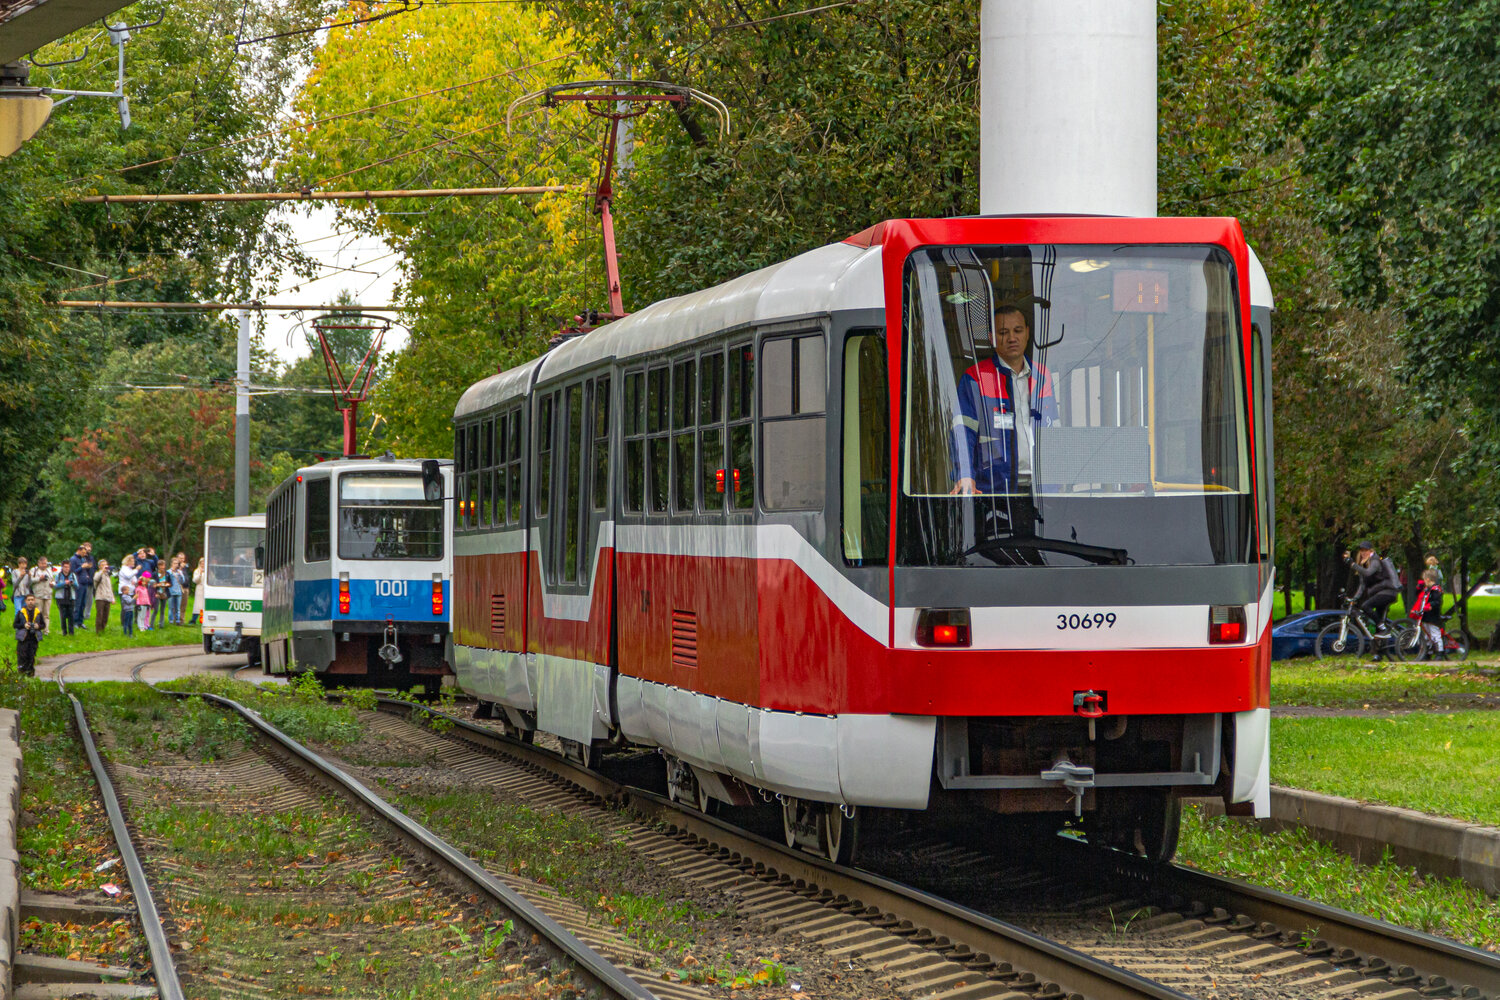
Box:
[260,455,454,692]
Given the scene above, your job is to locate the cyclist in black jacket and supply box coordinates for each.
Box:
[1345,541,1401,655]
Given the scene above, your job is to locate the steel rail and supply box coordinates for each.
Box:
[1146,852,1500,998]
[56,653,194,1000]
[160,691,659,1000]
[375,697,1190,1000]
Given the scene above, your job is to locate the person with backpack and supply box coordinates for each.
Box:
[1344,541,1402,657]
[52,563,78,637]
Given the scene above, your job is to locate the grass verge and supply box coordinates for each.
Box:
[1179,805,1500,951]
[1273,660,1500,708]
[1273,711,1500,825]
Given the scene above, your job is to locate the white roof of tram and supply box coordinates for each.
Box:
[454,228,1276,422]
[454,241,883,419]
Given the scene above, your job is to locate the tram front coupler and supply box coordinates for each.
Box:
[211,623,245,655]
[378,620,402,665]
[1041,755,1095,817]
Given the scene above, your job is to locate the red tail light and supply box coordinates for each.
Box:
[1209,605,1246,644]
[915,608,971,648]
[715,469,726,493]
[338,573,350,615]
[432,574,443,616]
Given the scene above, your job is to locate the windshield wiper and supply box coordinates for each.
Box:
[967,535,1129,567]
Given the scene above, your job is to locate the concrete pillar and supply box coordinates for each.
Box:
[979,0,1157,217]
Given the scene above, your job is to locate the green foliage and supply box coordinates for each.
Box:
[165,696,252,761]
[0,0,325,557]
[1265,0,1500,567]
[157,672,363,745]
[552,1,980,306]
[1273,711,1500,825]
[1181,805,1500,948]
[278,4,595,457]
[336,686,379,712]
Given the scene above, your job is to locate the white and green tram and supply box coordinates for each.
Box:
[201,514,266,664]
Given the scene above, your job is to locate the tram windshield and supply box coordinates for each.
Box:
[900,244,1255,568]
[338,472,444,560]
[206,526,263,588]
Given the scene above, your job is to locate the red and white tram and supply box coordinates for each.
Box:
[450,215,1274,862]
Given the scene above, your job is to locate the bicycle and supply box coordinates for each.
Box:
[1396,613,1469,662]
[1314,597,1406,661]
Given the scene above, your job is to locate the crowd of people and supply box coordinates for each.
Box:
[4,544,205,675]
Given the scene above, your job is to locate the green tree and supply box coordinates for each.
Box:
[67,388,237,556]
[0,0,322,550]
[278,3,598,458]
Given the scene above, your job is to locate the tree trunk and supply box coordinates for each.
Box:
[1402,531,1424,611]
[1315,542,1349,609]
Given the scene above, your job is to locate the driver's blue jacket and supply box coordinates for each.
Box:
[949,356,1058,493]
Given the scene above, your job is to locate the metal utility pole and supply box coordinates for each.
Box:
[234,308,250,516]
[979,0,1156,217]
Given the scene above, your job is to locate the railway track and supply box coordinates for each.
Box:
[61,653,659,1000]
[376,698,1500,1000]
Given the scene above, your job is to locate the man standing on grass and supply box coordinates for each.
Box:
[71,543,95,630]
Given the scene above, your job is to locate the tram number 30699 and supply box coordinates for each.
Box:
[374,580,409,598]
[1057,612,1117,630]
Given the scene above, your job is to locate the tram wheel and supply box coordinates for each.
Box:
[696,779,720,817]
[1090,789,1180,864]
[822,804,858,865]
[781,798,800,850]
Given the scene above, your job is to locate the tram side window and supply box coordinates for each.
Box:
[699,350,725,515]
[842,332,889,564]
[535,394,554,518]
[647,366,669,514]
[489,416,503,526]
[304,478,330,562]
[623,370,645,514]
[507,408,523,524]
[727,342,755,510]
[479,417,493,527]
[672,358,696,514]
[562,384,585,584]
[465,424,480,530]
[592,377,610,511]
[761,333,825,511]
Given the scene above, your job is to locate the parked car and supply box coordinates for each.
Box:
[1469,584,1500,598]
[1271,610,1350,660]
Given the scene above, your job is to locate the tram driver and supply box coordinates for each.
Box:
[949,301,1059,496]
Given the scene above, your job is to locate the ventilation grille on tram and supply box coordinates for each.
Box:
[490,594,506,634]
[671,610,698,669]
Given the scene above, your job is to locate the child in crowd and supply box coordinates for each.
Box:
[134,573,152,633]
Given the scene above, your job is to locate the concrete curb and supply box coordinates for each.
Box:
[0,709,21,1000]
[1200,785,1500,893]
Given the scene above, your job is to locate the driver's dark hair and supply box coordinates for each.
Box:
[993,301,1031,328]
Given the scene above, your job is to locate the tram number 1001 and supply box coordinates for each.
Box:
[1056,612,1117,630]
[374,579,408,598]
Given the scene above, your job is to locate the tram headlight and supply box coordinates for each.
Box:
[338,572,350,615]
